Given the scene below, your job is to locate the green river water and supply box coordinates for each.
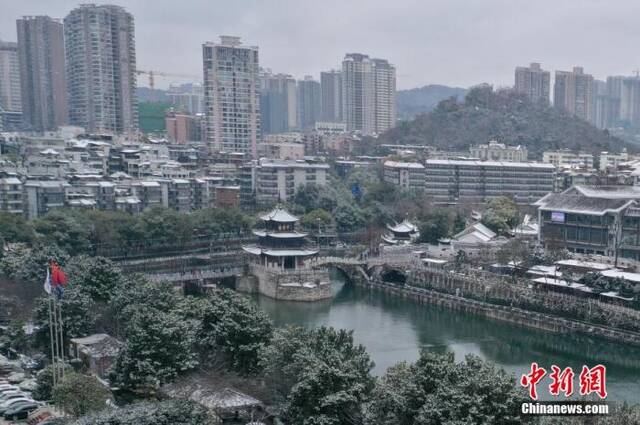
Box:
[252,271,640,403]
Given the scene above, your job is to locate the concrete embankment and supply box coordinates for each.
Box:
[361,279,640,348]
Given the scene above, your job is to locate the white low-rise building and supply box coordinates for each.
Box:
[543,149,594,169]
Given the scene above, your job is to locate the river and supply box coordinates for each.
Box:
[252,270,640,403]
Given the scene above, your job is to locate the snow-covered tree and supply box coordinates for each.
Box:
[365,351,529,425]
[261,326,375,424]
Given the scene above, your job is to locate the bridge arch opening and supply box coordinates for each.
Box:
[381,269,407,285]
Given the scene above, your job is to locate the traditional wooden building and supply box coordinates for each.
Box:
[382,220,420,245]
[240,208,331,301]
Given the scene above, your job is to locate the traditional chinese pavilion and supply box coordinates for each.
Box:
[243,208,319,269]
[240,207,331,301]
[382,219,420,245]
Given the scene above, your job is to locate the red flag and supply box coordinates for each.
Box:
[50,261,67,287]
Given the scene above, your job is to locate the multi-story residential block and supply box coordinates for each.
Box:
[24,179,69,219]
[260,70,297,134]
[542,149,594,169]
[0,40,22,114]
[424,159,555,204]
[64,4,138,134]
[320,70,342,122]
[554,67,594,122]
[469,140,528,162]
[297,76,321,131]
[258,140,305,160]
[161,178,192,212]
[165,112,204,144]
[130,180,163,211]
[0,174,23,215]
[535,185,640,259]
[203,36,260,156]
[383,161,425,190]
[244,158,329,203]
[514,62,550,103]
[372,58,396,133]
[16,16,67,132]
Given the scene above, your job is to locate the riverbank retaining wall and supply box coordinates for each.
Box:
[363,279,640,347]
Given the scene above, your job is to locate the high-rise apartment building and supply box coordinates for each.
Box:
[591,80,608,129]
[342,53,374,134]
[17,16,67,132]
[0,40,22,113]
[514,62,550,103]
[203,36,260,156]
[167,83,204,115]
[260,70,296,134]
[372,58,396,133]
[320,70,342,122]
[297,75,321,131]
[64,4,138,134]
[342,53,396,135]
[620,77,640,127]
[553,67,593,122]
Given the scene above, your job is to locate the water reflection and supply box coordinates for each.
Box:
[252,271,640,402]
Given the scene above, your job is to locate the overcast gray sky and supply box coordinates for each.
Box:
[1,0,639,90]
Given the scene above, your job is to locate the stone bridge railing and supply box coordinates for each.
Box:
[146,266,244,283]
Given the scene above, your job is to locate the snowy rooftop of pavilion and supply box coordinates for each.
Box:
[259,208,298,223]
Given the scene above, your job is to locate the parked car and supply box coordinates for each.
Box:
[0,386,19,395]
[3,401,39,421]
[0,391,28,402]
[0,397,34,414]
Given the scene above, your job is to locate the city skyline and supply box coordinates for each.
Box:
[3,0,640,90]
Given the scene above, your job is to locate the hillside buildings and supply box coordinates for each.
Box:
[0,40,22,115]
[469,140,528,162]
[383,161,425,190]
[542,149,594,169]
[554,66,594,122]
[203,36,260,157]
[342,53,396,135]
[16,16,67,132]
[514,62,550,103]
[423,159,555,204]
[64,4,138,134]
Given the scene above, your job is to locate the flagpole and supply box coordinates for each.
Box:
[47,296,57,387]
[56,298,65,380]
[51,296,62,384]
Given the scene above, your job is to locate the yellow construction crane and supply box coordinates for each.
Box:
[135,69,200,100]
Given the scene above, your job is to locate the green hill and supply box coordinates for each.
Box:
[396,84,467,120]
[381,85,626,158]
